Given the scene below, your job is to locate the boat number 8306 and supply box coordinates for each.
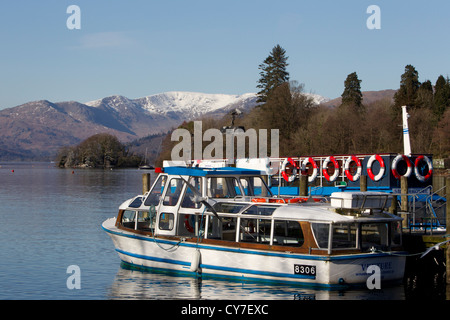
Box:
[294,264,316,278]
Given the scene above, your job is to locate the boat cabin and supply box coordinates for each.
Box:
[115,167,403,256]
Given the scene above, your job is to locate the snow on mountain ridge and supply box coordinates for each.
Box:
[85,91,329,118]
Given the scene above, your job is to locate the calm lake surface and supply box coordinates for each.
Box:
[0,162,447,300]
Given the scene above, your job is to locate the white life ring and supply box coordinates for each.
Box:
[367,154,385,181]
[391,154,413,179]
[281,157,297,182]
[414,155,433,182]
[301,157,318,182]
[344,155,362,182]
[322,156,339,182]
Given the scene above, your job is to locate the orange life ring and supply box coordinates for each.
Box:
[281,157,298,182]
[391,154,412,179]
[269,198,287,204]
[322,156,339,182]
[367,154,385,181]
[301,157,318,182]
[344,155,362,182]
[251,198,267,203]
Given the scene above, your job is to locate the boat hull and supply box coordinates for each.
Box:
[102,219,406,288]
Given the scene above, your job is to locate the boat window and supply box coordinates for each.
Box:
[210,202,248,214]
[311,223,330,249]
[144,175,167,207]
[178,213,206,236]
[390,221,402,246]
[128,196,143,208]
[240,177,273,197]
[332,223,357,249]
[181,177,202,209]
[207,177,242,198]
[207,216,237,241]
[159,213,174,231]
[163,178,184,206]
[136,211,156,232]
[273,220,304,247]
[121,210,136,229]
[242,204,278,216]
[361,223,389,250]
[239,218,271,243]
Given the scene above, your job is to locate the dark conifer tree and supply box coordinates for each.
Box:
[256,44,290,103]
[393,64,420,111]
[415,80,434,109]
[433,75,450,119]
[341,72,363,112]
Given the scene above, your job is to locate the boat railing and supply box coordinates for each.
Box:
[395,184,447,234]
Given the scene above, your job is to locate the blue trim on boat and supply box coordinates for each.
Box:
[164,166,263,177]
[115,248,316,281]
[118,260,349,289]
[102,224,405,262]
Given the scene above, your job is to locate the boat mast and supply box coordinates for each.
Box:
[402,105,412,156]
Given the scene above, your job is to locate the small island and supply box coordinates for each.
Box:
[55,133,142,169]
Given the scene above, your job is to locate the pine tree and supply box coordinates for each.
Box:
[256,44,290,103]
[415,80,434,109]
[393,64,420,111]
[433,75,450,119]
[341,72,363,112]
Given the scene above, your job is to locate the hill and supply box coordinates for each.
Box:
[0,92,262,160]
[320,89,396,108]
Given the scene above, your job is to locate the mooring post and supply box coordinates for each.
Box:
[446,177,450,284]
[389,195,398,215]
[400,176,409,228]
[360,175,367,192]
[299,174,307,197]
[142,173,151,194]
[261,175,268,197]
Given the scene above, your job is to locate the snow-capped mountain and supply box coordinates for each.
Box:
[0,91,328,160]
[85,91,261,119]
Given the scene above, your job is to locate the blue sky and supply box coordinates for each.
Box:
[1,0,449,109]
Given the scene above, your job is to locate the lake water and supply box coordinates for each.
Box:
[0,162,447,300]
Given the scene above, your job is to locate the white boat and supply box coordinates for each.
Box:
[102,166,406,288]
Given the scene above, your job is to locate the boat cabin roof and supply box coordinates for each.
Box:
[270,203,402,224]
[163,166,264,177]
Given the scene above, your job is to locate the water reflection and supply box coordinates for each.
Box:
[107,264,406,300]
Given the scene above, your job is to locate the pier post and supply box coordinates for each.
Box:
[261,175,268,197]
[142,173,151,194]
[401,176,409,228]
[389,195,398,215]
[360,175,367,192]
[299,175,307,197]
[446,177,450,284]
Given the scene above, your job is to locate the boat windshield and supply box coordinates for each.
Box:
[206,176,272,198]
[144,175,167,207]
[207,177,242,198]
[311,221,398,251]
[239,176,273,197]
[242,204,279,216]
[209,202,248,214]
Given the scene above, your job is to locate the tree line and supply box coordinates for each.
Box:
[157,45,449,165]
[56,133,142,168]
